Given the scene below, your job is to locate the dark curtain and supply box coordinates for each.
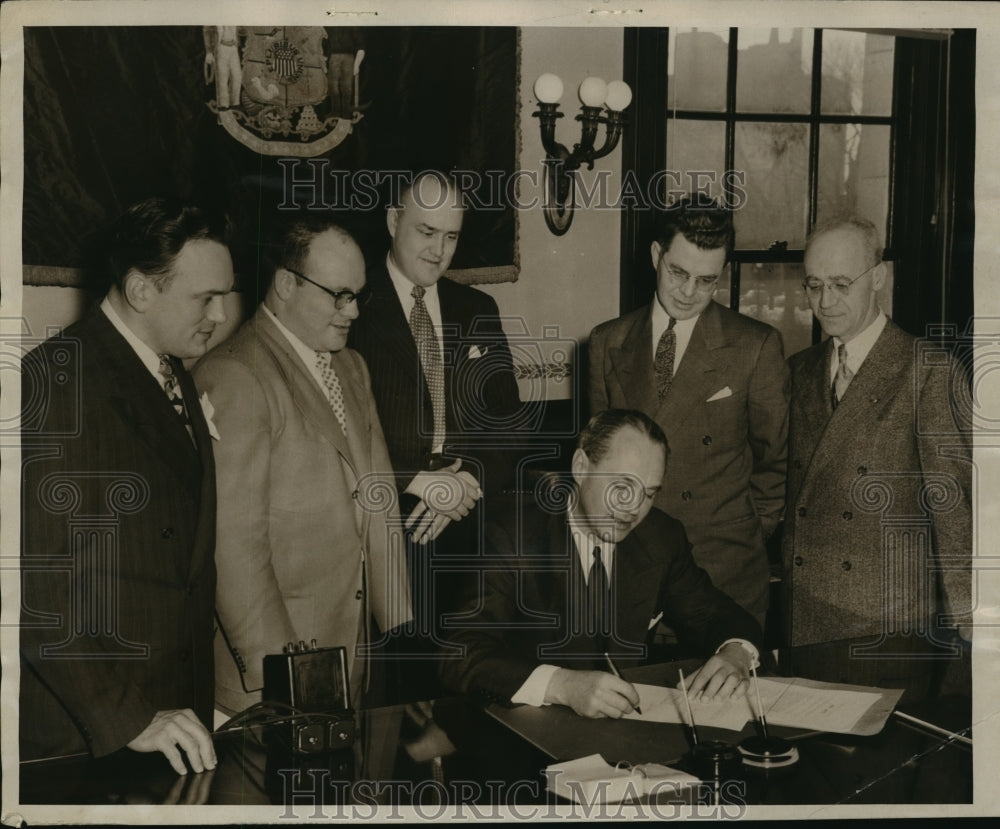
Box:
[22,26,518,290]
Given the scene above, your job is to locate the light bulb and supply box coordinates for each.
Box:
[605,80,633,111]
[533,73,564,104]
[578,77,608,108]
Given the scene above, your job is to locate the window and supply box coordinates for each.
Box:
[664,28,896,356]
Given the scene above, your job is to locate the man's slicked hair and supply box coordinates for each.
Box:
[578,409,669,466]
[107,196,230,292]
[653,194,735,261]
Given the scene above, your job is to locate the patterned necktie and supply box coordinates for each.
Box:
[315,351,348,435]
[157,355,194,441]
[831,342,854,409]
[587,546,610,646]
[655,317,677,400]
[409,285,446,451]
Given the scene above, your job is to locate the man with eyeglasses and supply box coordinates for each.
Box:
[589,196,789,632]
[782,216,971,700]
[193,217,413,715]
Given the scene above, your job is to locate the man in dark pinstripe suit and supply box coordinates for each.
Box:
[20,198,233,774]
[349,171,522,662]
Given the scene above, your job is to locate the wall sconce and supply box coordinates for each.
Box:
[532,73,632,236]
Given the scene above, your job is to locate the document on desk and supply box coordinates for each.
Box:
[625,677,892,735]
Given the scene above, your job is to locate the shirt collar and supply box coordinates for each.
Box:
[386,253,439,306]
[262,302,326,369]
[833,310,886,373]
[100,296,162,383]
[651,293,700,335]
[567,508,614,579]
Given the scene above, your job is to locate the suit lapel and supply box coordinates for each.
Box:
[654,301,726,425]
[255,310,357,474]
[800,322,908,489]
[608,309,659,413]
[90,310,202,493]
[368,265,425,384]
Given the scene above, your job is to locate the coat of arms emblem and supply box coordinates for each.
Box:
[203,25,364,156]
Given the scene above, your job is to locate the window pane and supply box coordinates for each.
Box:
[666,119,725,199]
[816,123,890,241]
[739,262,812,357]
[668,28,729,112]
[733,122,809,249]
[821,31,894,116]
[736,28,813,114]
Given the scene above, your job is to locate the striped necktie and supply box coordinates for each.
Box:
[831,342,854,409]
[157,355,194,442]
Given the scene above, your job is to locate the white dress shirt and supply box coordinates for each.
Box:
[829,311,887,385]
[261,303,331,397]
[509,513,759,708]
[650,295,700,374]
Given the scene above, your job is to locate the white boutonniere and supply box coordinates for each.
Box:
[199,392,221,440]
[468,345,488,359]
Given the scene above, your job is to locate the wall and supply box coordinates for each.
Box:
[20,27,625,402]
[476,27,625,406]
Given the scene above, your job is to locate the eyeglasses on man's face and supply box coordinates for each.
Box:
[662,263,721,291]
[285,267,372,309]
[802,263,878,298]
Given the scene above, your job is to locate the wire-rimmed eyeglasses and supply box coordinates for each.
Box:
[802,263,878,298]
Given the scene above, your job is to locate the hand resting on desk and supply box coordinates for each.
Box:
[126,708,217,775]
[544,668,641,718]
[681,642,751,702]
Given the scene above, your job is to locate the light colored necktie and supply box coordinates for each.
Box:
[654,317,677,400]
[832,342,854,409]
[409,285,446,451]
[157,354,194,442]
[315,351,348,435]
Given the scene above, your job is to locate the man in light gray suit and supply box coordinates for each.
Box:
[194,218,413,714]
[782,216,972,699]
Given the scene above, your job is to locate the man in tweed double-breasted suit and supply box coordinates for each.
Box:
[782,216,972,699]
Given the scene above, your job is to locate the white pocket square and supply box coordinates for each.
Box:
[199,392,221,441]
[468,345,488,359]
[647,611,664,631]
[706,386,732,402]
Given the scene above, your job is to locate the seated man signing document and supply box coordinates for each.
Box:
[441,409,764,717]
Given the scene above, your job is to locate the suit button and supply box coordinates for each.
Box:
[355,590,363,600]
[794,460,803,469]
[797,507,806,517]
[842,511,853,521]
[161,527,174,539]
[857,466,868,475]
[186,584,195,596]
[841,561,852,571]
[681,490,692,501]
[702,435,712,446]
[179,651,189,662]
[794,556,804,566]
